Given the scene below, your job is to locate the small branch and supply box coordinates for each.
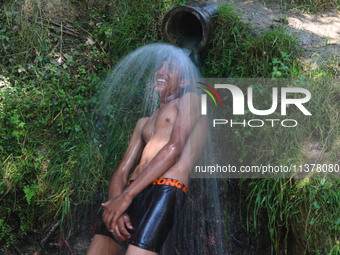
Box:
[27,16,81,38]
[60,22,63,55]
[0,51,29,58]
[39,221,60,250]
[14,246,23,255]
[48,19,81,37]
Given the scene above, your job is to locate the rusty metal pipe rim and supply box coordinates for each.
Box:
[162,4,218,52]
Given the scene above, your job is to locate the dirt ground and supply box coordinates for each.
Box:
[233,0,339,62]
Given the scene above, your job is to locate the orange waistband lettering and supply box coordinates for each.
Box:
[154,178,188,194]
[128,178,188,194]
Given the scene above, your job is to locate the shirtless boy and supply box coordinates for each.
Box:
[87,58,206,255]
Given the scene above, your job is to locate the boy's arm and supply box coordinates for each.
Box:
[106,117,147,199]
[102,117,147,234]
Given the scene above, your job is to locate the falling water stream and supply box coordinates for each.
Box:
[94,43,228,254]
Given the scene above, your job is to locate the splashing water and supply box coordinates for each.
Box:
[94,43,226,255]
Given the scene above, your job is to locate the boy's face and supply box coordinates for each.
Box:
[154,61,183,101]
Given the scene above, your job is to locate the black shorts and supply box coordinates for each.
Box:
[95,178,187,253]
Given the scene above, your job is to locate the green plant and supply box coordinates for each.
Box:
[201,3,301,78]
[242,178,339,254]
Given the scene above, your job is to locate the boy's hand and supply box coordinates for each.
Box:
[102,192,133,233]
[112,213,133,241]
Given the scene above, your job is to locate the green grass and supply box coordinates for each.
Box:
[0,0,185,250]
[202,3,339,254]
[240,178,339,254]
[90,0,185,65]
[201,3,302,78]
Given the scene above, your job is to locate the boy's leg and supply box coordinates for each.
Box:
[126,244,158,255]
[87,234,122,255]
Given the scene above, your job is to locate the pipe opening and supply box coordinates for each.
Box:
[165,12,203,50]
[162,5,217,52]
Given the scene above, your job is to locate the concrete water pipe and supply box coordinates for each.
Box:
[162,4,218,52]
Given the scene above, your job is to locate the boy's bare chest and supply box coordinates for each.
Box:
[142,102,178,143]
